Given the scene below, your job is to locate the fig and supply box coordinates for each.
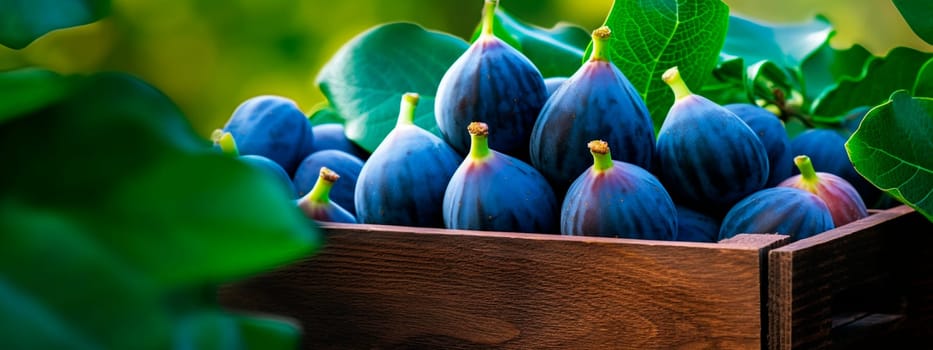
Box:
[790,128,883,207]
[544,76,568,96]
[297,167,357,224]
[309,123,370,160]
[211,130,297,198]
[293,149,364,215]
[719,187,834,242]
[724,103,794,187]
[222,95,314,176]
[355,93,463,227]
[560,140,677,240]
[777,155,868,227]
[443,122,559,234]
[674,204,720,243]
[434,0,548,158]
[655,67,770,217]
[529,26,655,191]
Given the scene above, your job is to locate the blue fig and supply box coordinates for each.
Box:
[719,187,834,242]
[443,122,559,234]
[674,204,720,243]
[434,0,548,158]
[212,130,297,198]
[790,128,883,207]
[297,167,357,224]
[293,149,364,215]
[309,123,370,160]
[724,103,794,187]
[560,140,677,240]
[222,95,314,176]
[544,76,568,96]
[655,67,770,217]
[529,26,655,191]
[777,155,868,227]
[355,93,463,227]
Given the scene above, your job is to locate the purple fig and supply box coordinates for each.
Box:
[719,187,834,242]
[297,167,356,223]
[777,155,868,227]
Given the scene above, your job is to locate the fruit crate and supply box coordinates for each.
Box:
[219,205,931,349]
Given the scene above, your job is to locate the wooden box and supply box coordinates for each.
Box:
[219,205,932,349]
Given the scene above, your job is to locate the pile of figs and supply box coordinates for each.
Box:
[212,0,877,243]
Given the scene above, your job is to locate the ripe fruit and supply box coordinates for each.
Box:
[297,167,357,224]
[719,187,835,242]
[212,130,297,198]
[560,140,677,240]
[777,155,868,227]
[293,149,364,215]
[309,123,370,160]
[544,76,568,96]
[222,95,315,176]
[434,0,548,158]
[355,92,463,227]
[529,26,655,191]
[443,122,559,233]
[674,204,720,243]
[655,67,770,217]
[790,128,882,206]
[724,103,794,187]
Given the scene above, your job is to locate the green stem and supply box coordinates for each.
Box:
[662,66,692,101]
[481,0,498,37]
[794,155,820,189]
[589,26,612,62]
[588,140,614,172]
[212,129,239,156]
[308,167,339,204]
[468,122,492,160]
[396,92,419,127]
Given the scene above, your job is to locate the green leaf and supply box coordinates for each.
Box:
[0,0,110,49]
[471,8,590,78]
[721,15,833,70]
[0,71,319,348]
[0,68,77,124]
[846,91,933,223]
[813,47,933,117]
[316,22,469,152]
[600,0,730,133]
[800,39,873,102]
[894,0,933,45]
[914,58,933,97]
[307,102,344,126]
[697,56,749,106]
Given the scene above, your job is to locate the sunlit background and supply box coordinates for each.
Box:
[3,0,929,137]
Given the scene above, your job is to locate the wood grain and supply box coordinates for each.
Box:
[220,224,787,350]
[768,205,933,350]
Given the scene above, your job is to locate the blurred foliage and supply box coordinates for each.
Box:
[0,0,929,140]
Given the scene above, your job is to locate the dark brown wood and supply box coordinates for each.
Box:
[220,223,787,350]
[768,205,933,350]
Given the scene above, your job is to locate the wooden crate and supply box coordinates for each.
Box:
[218,205,931,349]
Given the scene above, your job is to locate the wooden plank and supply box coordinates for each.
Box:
[768,205,933,350]
[220,224,787,350]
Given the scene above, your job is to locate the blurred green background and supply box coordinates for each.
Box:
[3,0,929,138]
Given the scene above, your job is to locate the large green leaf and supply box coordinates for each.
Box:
[914,58,933,97]
[471,7,590,78]
[0,70,320,348]
[894,0,933,45]
[600,0,730,132]
[316,22,469,152]
[0,68,78,124]
[721,15,833,70]
[0,0,110,49]
[846,90,933,223]
[800,39,873,102]
[813,47,933,117]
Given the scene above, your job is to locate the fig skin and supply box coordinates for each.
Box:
[443,122,559,234]
[355,93,463,227]
[724,103,794,187]
[309,123,370,160]
[212,130,297,199]
[777,155,868,227]
[434,0,548,159]
[544,76,568,96]
[560,140,677,240]
[674,204,720,243]
[655,67,770,218]
[529,26,654,192]
[293,149,364,215]
[790,128,883,207]
[297,167,357,224]
[719,187,835,242]
[222,95,315,176]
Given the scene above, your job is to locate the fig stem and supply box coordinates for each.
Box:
[213,129,239,156]
[794,155,820,187]
[468,122,492,160]
[662,66,692,101]
[481,0,498,37]
[307,167,339,204]
[588,140,614,172]
[590,26,612,62]
[397,92,420,127]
